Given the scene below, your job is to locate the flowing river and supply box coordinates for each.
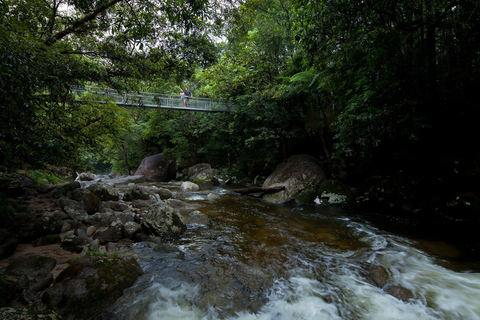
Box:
[100,182,480,320]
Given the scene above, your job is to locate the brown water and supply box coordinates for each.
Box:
[101,182,480,320]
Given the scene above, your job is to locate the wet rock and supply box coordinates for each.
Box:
[385,285,414,301]
[150,186,173,200]
[0,232,18,258]
[368,264,390,288]
[42,256,143,320]
[153,243,185,259]
[207,193,220,201]
[123,185,152,201]
[262,154,326,204]
[183,210,210,227]
[87,181,120,201]
[180,181,199,191]
[142,203,186,239]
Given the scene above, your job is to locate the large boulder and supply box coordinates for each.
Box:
[185,163,211,180]
[134,153,176,182]
[42,256,143,320]
[141,203,186,239]
[87,181,120,201]
[262,154,326,204]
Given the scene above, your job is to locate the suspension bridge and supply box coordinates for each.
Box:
[71,86,235,113]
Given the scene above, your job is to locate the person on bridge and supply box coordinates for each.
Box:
[180,89,185,107]
[184,88,192,106]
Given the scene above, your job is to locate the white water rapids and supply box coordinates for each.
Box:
[99,182,480,320]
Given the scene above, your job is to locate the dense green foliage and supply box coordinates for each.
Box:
[1,0,479,221]
[0,0,222,170]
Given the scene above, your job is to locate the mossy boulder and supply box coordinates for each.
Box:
[262,154,326,204]
[141,203,186,239]
[42,256,143,320]
[317,179,355,206]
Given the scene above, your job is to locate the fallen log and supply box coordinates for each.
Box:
[230,186,285,195]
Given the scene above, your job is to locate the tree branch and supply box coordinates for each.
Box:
[45,0,123,46]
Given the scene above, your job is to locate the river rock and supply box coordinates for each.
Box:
[122,185,152,201]
[183,210,210,227]
[84,212,113,228]
[385,285,414,301]
[124,221,141,237]
[93,223,124,245]
[42,256,143,320]
[141,203,186,239]
[150,186,173,200]
[185,163,211,180]
[165,198,187,209]
[368,264,390,288]
[192,168,231,184]
[87,181,120,201]
[181,181,199,191]
[70,188,99,214]
[108,200,129,211]
[134,153,176,182]
[262,154,326,204]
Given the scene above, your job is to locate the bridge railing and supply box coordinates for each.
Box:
[71,86,235,112]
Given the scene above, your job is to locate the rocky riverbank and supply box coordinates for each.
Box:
[0,169,215,319]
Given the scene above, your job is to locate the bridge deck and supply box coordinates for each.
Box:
[72,86,234,113]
